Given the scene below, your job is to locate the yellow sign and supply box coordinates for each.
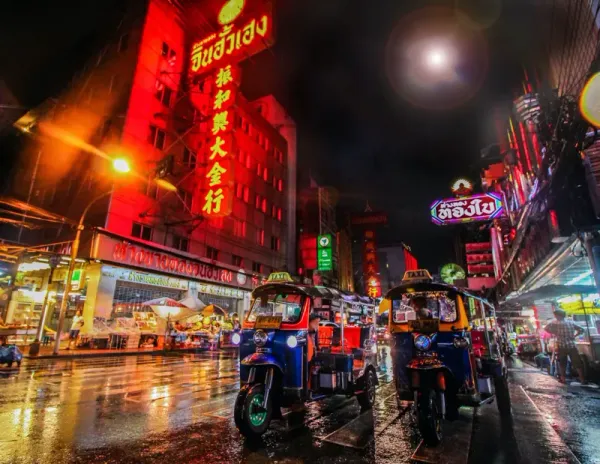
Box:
[255,315,283,329]
[402,269,433,282]
[267,272,294,283]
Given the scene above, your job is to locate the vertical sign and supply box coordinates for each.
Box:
[363,230,381,298]
[317,234,332,271]
[199,65,239,218]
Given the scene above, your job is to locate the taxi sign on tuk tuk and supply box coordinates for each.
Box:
[402,269,433,283]
[267,272,294,283]
[254,315,283,329]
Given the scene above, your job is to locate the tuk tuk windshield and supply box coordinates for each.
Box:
[392,291,457,323]
[247,293,305,324]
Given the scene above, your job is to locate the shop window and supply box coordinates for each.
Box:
[156,85,172,107]
[252,262,262,273]
[172,235,189,252]
[233,219,246,237]
[256,228,265,246]
[206,246,219,260]
[183,147,196,168]
[232,255,243,267]
[118,33,129,52]
[132,222,153,241]
[270,236,280,251]
[149,125,166,150]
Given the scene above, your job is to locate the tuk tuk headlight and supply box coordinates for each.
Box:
[253,330,268,347]
[414,334,432,351]
[453,337,469,349]
[286,335,298,348]
[231,333,241,345]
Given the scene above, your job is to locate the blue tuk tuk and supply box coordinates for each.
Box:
[386,270,510,445]
[232,272,378,438]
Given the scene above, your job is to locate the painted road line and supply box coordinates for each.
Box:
[411,407,474,464]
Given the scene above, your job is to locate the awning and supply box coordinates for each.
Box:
[504,284,597,306]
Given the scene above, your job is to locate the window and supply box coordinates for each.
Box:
[255,194,261,209]
[261,198,267,213]
[263,167,269,182]
[243,186,250,203]
[248,124,254,136]
[180,189,193,211]
[256,228,265,246]
[270,236,280,251]
[245,153,252,169]
[238,149,245,163]
[147,180,159,200]
[162,42,170,56]
[258,132,264,146]
[118,33,129,52]
[156,85,172,107]
[183,147,196,168]
[252,262,262,273]
[277,207,283,222]
[172,235,189,252]
[247,293,304,323]
[236,183,243,199]
[232,255,243,267]
[278,179,283,192]
[149,125,166,150]
[392,292,458,324]
[264,138,270,151]
[206,246,219,260]
[233,219,246,237]
[132,222,152,241]
[241,118,249,133]
[271,205,277,218]
[272,177,278,189]
[256,163,262,177]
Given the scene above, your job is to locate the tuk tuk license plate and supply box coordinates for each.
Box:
[255,316,283,329]
[408,319,440,333]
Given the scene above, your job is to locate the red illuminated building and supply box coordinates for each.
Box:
[5,0,296,336]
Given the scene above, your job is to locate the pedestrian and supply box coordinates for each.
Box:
[67,310,84,350]
[543,309,591,386]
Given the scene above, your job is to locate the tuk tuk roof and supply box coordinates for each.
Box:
[252,282,343,299]
[385,281,490,306]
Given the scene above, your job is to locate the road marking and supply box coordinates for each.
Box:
[519,385,582,464]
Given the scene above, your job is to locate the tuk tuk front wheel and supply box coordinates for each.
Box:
[494,376,511,416]
[417,389,443,446]
[357,369,377,410]
[234,384,272,438]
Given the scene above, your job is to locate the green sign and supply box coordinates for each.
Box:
[317,235,333,271]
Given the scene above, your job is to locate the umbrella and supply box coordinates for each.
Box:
[179,293,207,311]
[142,297,198,320]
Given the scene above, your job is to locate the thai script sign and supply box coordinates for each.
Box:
[430,193,503,226]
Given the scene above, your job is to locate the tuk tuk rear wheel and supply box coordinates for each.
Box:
[494,376,511,416]
[234,384,272,438]
[417,389,443,446]
[358,369,377,409]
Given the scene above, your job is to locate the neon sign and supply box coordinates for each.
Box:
[190,0,274,76]
[450,177,474,196]
[363,230,381,298]
[430,192,504,225]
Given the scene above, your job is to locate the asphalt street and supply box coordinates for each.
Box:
[0,351,598,464]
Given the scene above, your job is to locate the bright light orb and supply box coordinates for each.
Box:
[112,158,131,173]
[427,49,447,68]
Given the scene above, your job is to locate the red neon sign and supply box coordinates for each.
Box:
[189,1,274,76]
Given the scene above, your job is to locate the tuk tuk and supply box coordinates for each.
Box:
[232,272,378,438]
[386,270,510,446]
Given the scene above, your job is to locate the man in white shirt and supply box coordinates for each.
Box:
[67,310,84,350]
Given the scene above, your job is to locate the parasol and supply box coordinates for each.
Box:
[202,304,227,317]
[142,297,198,320]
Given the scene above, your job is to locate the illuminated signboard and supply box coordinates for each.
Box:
[317,234,333,271]
[450,177,474,196]
[363,230,381,298]
[190,0,275,77]
[430,192,504,226]
[200,64,238,218]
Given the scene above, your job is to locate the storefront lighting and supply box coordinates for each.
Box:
[18,262,50,272]
[566,270,594,286]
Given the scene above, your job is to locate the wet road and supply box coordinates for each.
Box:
[0,351,599,463]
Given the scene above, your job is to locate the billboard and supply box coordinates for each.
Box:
[430,192,503,226]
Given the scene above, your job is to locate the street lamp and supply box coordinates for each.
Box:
[52,157,131,355]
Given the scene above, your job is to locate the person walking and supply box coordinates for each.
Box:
[544,309,587,385]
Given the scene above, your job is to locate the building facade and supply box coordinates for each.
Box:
[4,0,295,339]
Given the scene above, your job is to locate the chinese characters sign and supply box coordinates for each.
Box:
[363,230,381,298]
[200,65,239,217]
[430,193,503,226]
[190,1,274,76]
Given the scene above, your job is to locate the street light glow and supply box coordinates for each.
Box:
[112,158,131,173]
[427,49,446,68]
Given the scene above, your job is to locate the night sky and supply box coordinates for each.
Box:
[0,0,542,271]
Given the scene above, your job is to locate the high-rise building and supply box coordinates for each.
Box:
[4,0,295,340]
